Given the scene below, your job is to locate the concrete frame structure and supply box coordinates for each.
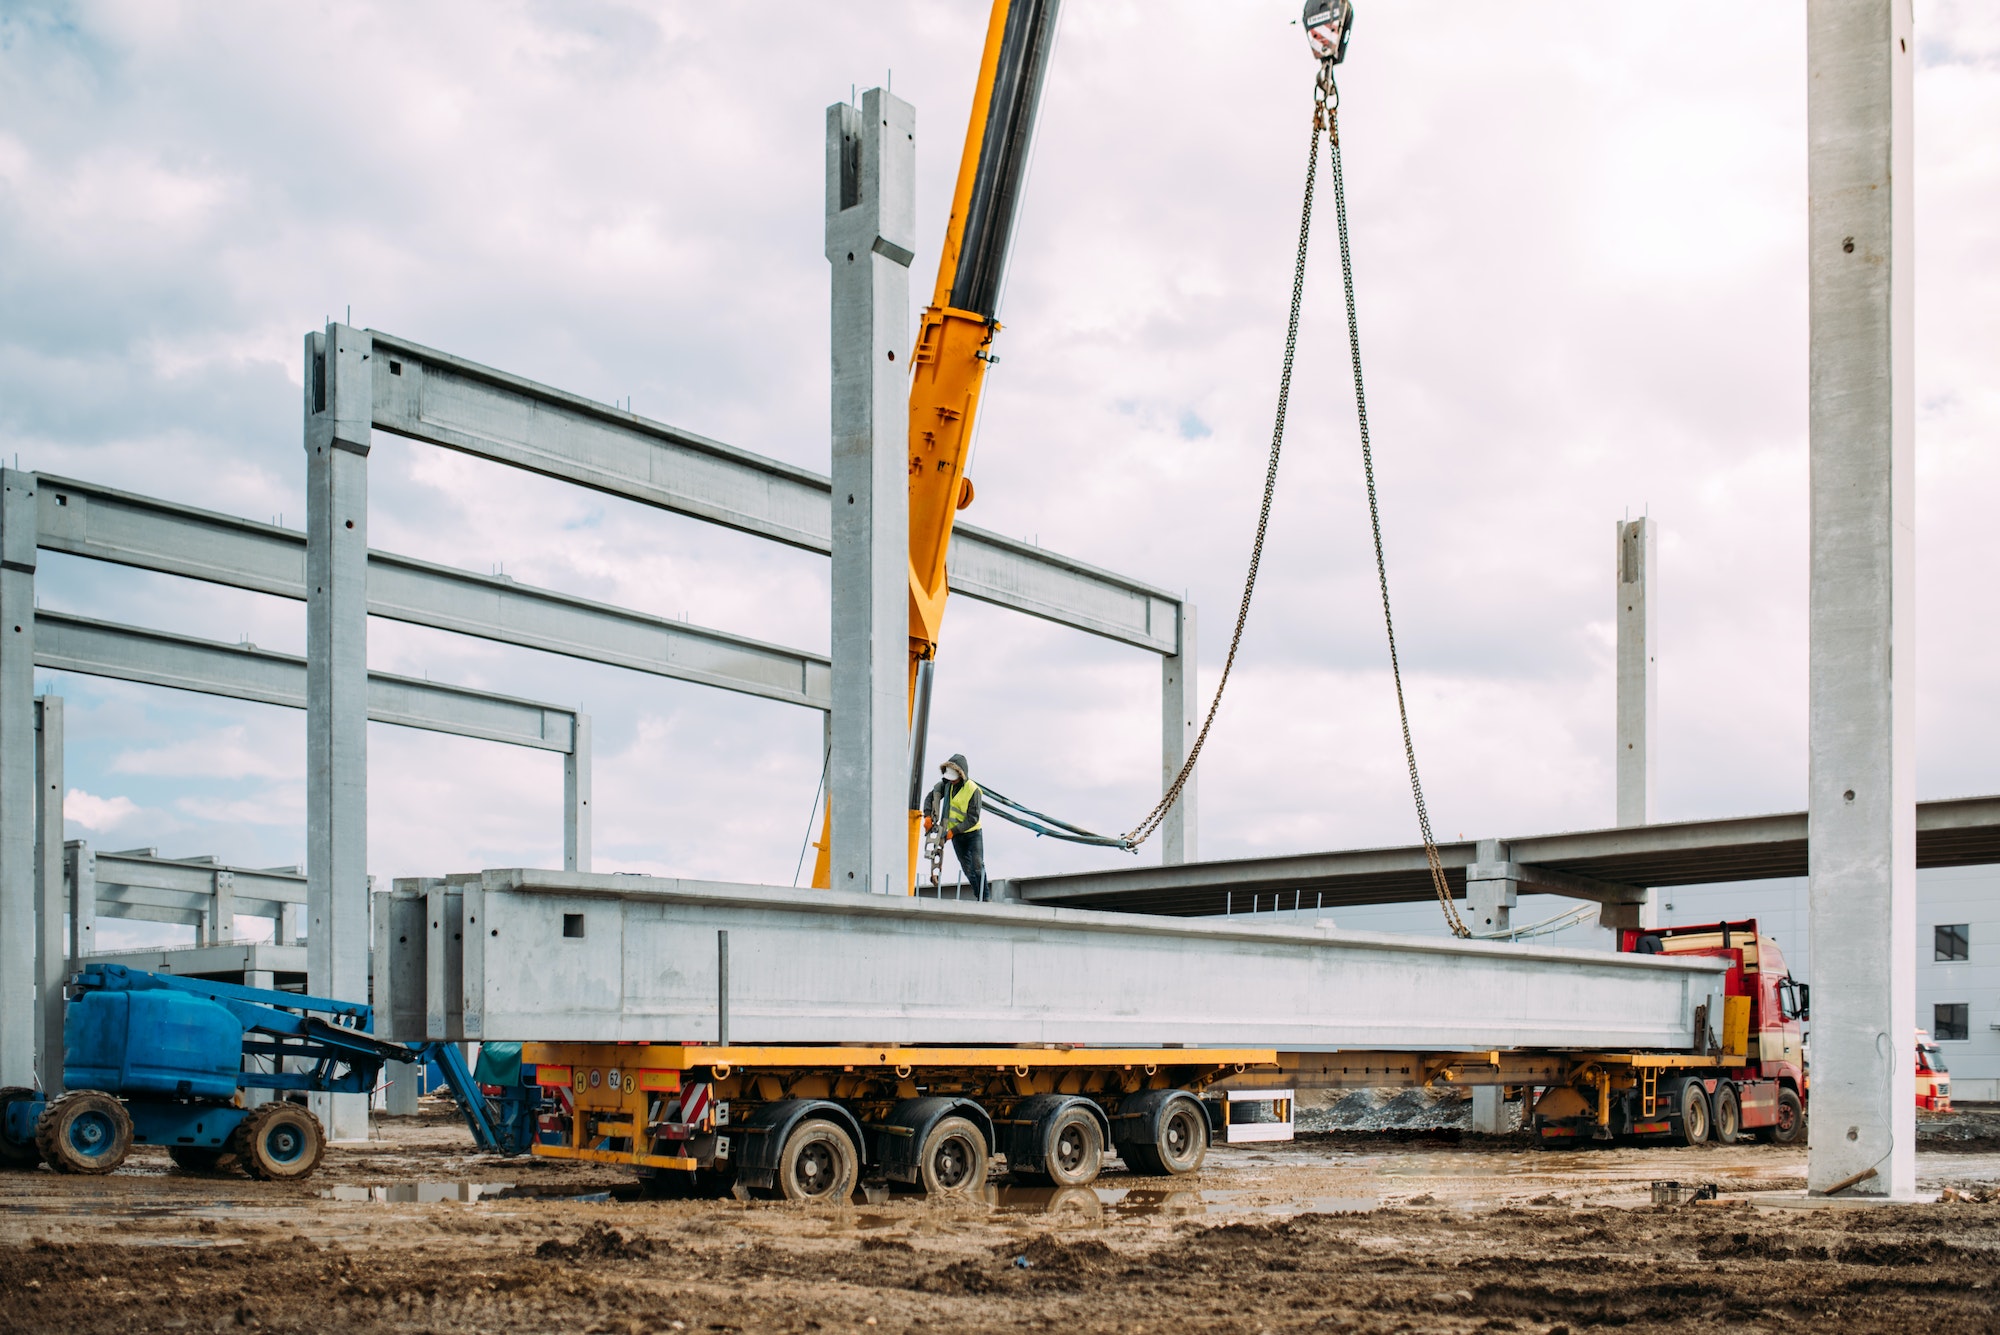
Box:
[1806,0,1916,1200]
[826,89,916,897]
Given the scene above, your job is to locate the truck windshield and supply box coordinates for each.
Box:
[1919,1044,1948,1074]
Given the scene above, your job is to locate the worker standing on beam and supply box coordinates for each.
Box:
[923,754,988,901]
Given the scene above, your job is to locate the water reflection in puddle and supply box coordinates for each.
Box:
[319,1181,634,1204]
[982,1184,1377,1219]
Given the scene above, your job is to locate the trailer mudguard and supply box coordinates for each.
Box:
[875,1097,996,1185]
[731,1099,869,1194]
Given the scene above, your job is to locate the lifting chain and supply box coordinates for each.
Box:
[1128,59,1469,940]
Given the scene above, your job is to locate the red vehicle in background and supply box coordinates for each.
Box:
[1916,1031,1953,1112]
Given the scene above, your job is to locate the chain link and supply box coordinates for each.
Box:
[1121,108,1322,852]
[1322,68,1468,938]
[1127,61,1468,940]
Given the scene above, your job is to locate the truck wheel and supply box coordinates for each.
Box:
[918,1115,988,1196]
[0,1088,43,1169]
[1770,1088,1805,1146]
[1712,1086,1742,1146]
[1676,1081,1711,1148]
[1038,1105,1104,1188]
[168,1145,240,1174]
[776,1118,858,1204]
[236,1103,326,1181]
[36,1091,133,1175]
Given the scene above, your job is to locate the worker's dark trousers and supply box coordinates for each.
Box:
[951,829,989,901]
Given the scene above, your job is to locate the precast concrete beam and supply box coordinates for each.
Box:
[34,475,831,711]
[826,88,915,898]
[35,611,580,753]
[1806,0,1916,1200]
[412,869,1727,1049]
[363,337,1183,657]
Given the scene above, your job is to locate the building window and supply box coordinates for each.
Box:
[1935,1003,1970,1042]
[1936,924,1970,962]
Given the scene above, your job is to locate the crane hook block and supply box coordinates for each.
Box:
[1303,0,1354,65]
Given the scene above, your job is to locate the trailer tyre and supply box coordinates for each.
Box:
[1712,1085,1742,1146]
[1125,1094,1208,1177]
[0,1088,43,1169]
[917,1115,988,1196]
[1037,1105,1104,1188]
[236,1103,326,1182]
[1770,1088,1805,1146]
[1676,1081,1711,1148]
[37,1090,133,1174]
[776,1118,858,1204]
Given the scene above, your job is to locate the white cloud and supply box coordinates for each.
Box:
[64,788,142,832]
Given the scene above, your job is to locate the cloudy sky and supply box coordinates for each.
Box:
[3,2,1995,949]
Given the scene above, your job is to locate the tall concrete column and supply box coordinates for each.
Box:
[1464,839,1517,937]
[67,842,94,961]
[33,696,63,1094]
[1615,518,1657,826]
[304,323,374,1141]
[564,713,592,873]
[825,89,915,897]
[1161,605,1199,864]
[1806,0,1915,1200]
[0,471,37,1087]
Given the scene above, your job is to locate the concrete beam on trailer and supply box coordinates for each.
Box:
[405,868,1728,1049]
[826,87,915,898]
[1009,795,2000,917]
[33,474,831,711]
[361,334,1186,657]
[1806,0,1916,1200]
[35,610,580,754]
[304,322,371,1143]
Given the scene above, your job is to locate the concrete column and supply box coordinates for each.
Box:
[1806,0,1915,1201]
[1463,839,1517,938]
[564,713,591,873]
[67,842,94,961]
[206,870,236,945]
[279,902,304,946]
[1161,604,1199,864]
[1615,518,1657,826]
[0,470,37,1087]
[34,696,63,1094]
[304,323,374,1142]
[825,89,915,897]
[242,968,276,1106]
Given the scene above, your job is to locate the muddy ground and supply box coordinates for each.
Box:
[4,1112,2000,1333]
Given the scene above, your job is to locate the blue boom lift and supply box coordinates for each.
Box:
[0,964,538,1180]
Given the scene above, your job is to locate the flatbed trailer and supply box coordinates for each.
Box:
[522,1042,1278,1201]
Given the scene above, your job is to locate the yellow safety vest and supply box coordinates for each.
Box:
[947,779,982,834]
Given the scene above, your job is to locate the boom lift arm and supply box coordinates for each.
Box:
[813,0,1063,890]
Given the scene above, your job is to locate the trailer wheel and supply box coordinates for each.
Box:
[1038,1104,1104,1188]
[168,1145,240,1174]
[1676,1081,1711,1148]
[776,1118,858,1204]
[1770,1088,1805,1146]
[916,1115,988,1196]
[236,1103,326,1181]
[1712,1086,1742,1146]
[1127,1094,1208,1177]
[36,1091,133,1175]
[0,1088,43,1169]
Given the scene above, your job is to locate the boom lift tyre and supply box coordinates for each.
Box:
[775,1118,859,1203]
[233,1103,327,1182]
[0,1089,41,1169]
[917,1116,988,1196]
[37,1090,134,1174]
[1712,1085,1742,1146]
[1676,1080,1712,1147]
